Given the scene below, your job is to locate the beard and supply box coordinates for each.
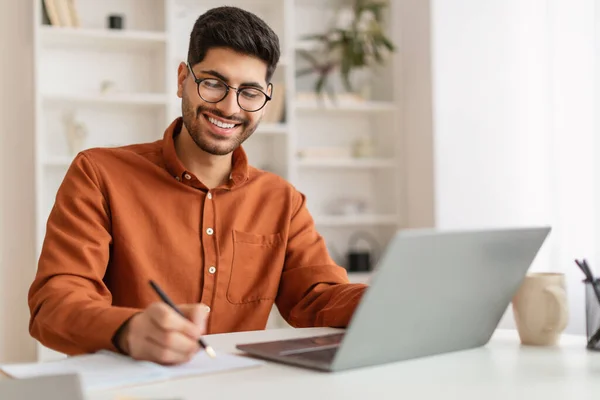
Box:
[181,91,260,156]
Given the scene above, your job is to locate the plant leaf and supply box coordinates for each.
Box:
[297,49,321,66]
[300,33,328,41]
[315,72,327,95]
[296,67,317,77]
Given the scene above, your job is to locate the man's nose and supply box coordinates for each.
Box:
[215,89,241,116]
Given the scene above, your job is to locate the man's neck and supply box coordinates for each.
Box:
[174,126,233,189]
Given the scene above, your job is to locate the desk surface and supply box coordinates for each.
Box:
[84,327,598,400]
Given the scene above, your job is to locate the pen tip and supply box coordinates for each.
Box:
[206,346,217,359]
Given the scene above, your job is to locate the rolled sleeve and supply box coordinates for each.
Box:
[276,190,367,328]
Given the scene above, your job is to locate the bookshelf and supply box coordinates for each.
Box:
[33,0,403,360]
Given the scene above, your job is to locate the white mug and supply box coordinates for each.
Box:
[512,272,569,346]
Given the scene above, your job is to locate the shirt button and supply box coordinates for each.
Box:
[184,173,191,180]
[208,266,216,274]
[205,306,211,313]
[206,228,214,235]
[207,193,212,200]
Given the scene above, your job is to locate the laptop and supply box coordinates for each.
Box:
[236,226,551,372]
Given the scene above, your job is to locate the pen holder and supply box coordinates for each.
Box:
[584,280,600,351]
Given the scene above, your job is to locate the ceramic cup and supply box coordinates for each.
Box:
[512,272,569,346]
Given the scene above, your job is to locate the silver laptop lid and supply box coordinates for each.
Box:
[332,226,550,371]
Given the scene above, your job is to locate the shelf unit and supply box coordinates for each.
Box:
[39,25,168,48]
[32,0,403,359]
[295,100,396,112]
[42,92,171,107]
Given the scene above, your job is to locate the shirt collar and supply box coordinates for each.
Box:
[161,117,249,189]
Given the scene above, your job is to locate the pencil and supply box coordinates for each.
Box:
[149,280,216,359]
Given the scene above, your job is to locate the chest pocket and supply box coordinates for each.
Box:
[226,230,285,304]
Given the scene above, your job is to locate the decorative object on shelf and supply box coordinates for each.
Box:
[296,0,396,100]
[42,0,80,27]
[346,231,380,272]
[326,197,368,215]
[352,136,375,158]
[100,80,117,94]
[63,112,88,156]
[108,14,125,30]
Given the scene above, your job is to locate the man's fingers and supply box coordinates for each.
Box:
[147,302,202,339]
[178,303,210,333]
[141,335,194,365]
[145,326,200,356]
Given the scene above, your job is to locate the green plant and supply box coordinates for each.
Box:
[296,0,396,99]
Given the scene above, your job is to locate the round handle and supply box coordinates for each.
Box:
[543,286,568,333]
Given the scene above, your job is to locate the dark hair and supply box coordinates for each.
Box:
[187,6,281,82]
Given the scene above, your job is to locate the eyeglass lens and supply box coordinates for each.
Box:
[198,79,267,111]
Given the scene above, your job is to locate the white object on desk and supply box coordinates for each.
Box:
[0,350,262,391]
[0,373,85,400]
[78,327,598,400]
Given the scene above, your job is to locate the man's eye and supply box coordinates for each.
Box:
[202,80,222,89]
[240,89,260,99]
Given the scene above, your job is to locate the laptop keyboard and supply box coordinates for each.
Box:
[284,347,338,364]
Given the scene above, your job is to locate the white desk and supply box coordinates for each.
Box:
[86,327,599,400]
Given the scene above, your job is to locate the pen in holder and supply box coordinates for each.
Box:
[575,259,600,350]
[584,279,600,350]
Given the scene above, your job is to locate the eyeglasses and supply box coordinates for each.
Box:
[187,64,272,112]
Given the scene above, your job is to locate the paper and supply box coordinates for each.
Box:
[0,350,262,391]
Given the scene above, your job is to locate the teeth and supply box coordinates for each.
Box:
[208,116,235,129]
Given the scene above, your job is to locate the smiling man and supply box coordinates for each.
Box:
[27,6,367,365]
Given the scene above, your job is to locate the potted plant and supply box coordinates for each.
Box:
[296,0,396,102]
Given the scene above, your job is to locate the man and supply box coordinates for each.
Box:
[28,6,367,366]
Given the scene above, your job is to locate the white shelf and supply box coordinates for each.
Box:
[295,100,396,113]
[39,26,167,50]
[42,93,170,107]
[315,214,399,227]
[297,157,397,168]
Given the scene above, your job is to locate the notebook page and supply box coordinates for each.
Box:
[162,351,263,380]
[1,352,164,391]
[1,351,263,391]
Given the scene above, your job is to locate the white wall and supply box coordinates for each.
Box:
[431,0,554,244]
[429,0,597,334]
[547,0,597,336]
[0,0,38,362]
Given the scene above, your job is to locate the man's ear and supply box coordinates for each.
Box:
[176,62,188,98]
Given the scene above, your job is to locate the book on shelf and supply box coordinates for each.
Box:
[42,0,80,28]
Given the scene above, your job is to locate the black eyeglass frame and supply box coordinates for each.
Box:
[187,63,273,112]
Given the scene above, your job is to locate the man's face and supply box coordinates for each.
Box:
[177,47,271,156]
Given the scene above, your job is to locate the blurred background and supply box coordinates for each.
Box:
[0,0,598,364]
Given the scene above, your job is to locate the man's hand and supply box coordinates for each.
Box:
[118,302,209,365]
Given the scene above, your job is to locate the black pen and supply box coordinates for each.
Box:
[149,280,216,359]
[576,259,600,304]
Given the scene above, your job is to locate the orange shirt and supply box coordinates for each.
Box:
[28,117,367,356]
